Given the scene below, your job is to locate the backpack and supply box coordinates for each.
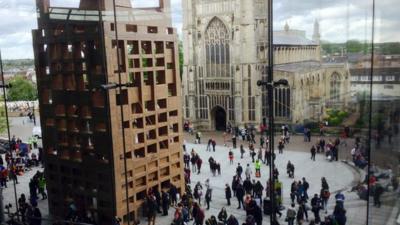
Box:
[287,208,296,218]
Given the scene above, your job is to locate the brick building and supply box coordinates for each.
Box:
[32,0,184,224]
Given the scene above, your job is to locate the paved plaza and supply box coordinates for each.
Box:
[1,118,399,224]
[136,141,369,225]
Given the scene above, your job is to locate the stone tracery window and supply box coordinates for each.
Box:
[205,17,230,77]
[330,73,341,101]
[274,87,291,119]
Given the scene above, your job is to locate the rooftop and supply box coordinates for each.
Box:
[350,67,400,76]
[274,24,318,46]
[274,61,322,73]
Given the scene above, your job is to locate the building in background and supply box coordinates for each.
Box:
[182,0,350,130]
[351,68,400,98]
[32,0,184,224]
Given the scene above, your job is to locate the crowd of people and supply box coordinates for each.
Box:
[138,124,361,225]
[0,134,45,225]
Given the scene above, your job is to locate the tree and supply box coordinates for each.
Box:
[346,40,369,53]
[0,101,7,134]
[7,76,38,101]
[179,41,183,80]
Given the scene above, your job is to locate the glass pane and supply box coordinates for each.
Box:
[369,1,400,224]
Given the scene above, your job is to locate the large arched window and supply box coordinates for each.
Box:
[274,87,291,118]
[330,73,341,101]
[205,17,230,77]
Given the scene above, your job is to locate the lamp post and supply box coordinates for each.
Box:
[0,50,20,221]
[257,79,289,224]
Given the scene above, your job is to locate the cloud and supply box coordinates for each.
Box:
[0,0,398,59]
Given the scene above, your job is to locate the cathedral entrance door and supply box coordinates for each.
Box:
[212,106,227,131]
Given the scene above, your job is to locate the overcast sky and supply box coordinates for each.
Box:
[0,0,398,59]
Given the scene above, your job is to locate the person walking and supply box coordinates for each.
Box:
[205,188,212,210]
[250,144,256,162]
[194,182,203,205]
[243,178,253,195]
[311,194,321,223]
[225,184,232,205]
[253,181,264,200]
[161,190,170,216]
[38,175,47,200]
[260,136,265,148]
[193,203,205,225]
[196,157,203,174]
[265,149,271,166]
[145,195,157,225]
[207,139,212,151]
[212,139,216,152]
[307,129,311,142]
[302,177,309,200]
[240,144,245,159]
[286,161,295,178]
[299,200,309,222]
[257,149,263,163]
[191,152,198,173]
[245,164,252,180]
[296,203,305,225]
[236,183,245,209]
[255,160,261,178]
[232,135,237,149]
[278,140,284,154]
[254,204,263,225]
[333,202,347,225]
[236,163,243,178]
[183,152,190,168]
[169,185,178,206]
[229,150,234,165]
[196,132,202,144]
[335,191,345,207]
[310,145,316,161]
[373,184,384,207]
[320,177,330,213]
[286,203,296,225]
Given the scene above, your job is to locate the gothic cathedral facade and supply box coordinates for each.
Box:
[182,0,350,130]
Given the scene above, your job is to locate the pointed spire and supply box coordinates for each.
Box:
[312,19,321,44]
[284,21,289,32]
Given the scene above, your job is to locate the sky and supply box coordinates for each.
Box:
[0,0,398,59]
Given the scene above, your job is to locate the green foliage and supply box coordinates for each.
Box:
[346,40,368,53]
[3,59,34,71]
[7,76,38,101]
[325,109,349,126]
[376,42,400,55]
[0,102,7,134]
[372,113,385,130]
[179,41,183,79]
[322,40,400,55]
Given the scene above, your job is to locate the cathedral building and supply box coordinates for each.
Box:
[182,0,350,130]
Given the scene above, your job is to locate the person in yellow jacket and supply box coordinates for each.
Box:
[38,175,47,200]
[255,160,261,177]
